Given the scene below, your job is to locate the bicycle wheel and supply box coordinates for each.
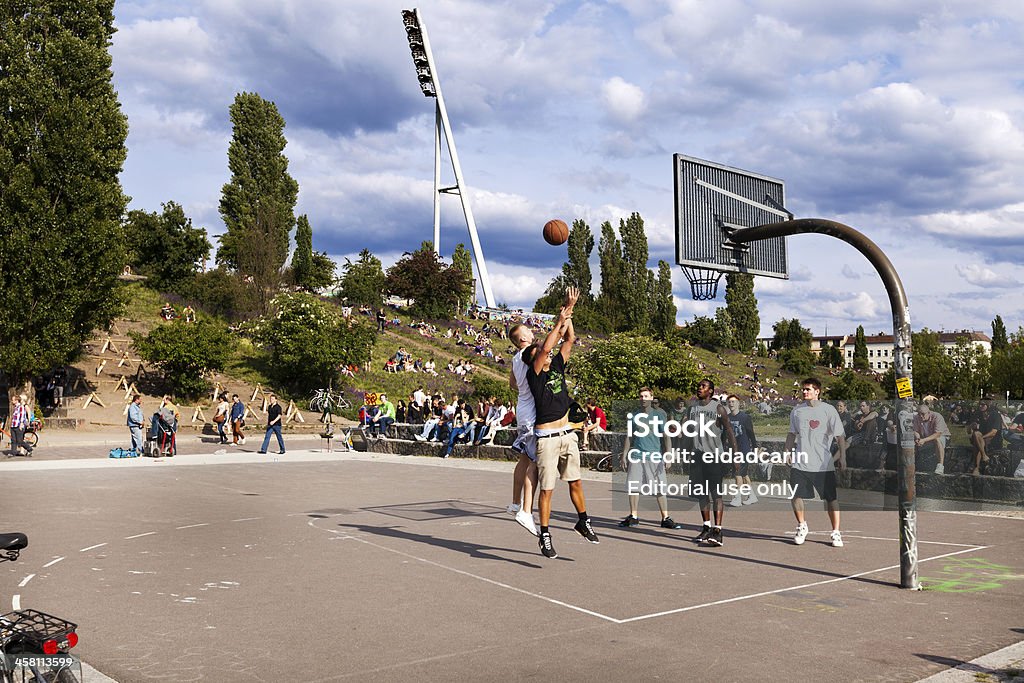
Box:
[23,432,38,449]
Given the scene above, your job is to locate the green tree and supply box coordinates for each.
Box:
[132,320,231,398]
[651,261,677,339]
[180,267,257,321]
[619,212,653,334]
[990,327,1024,398]
[385,245,469,319]
[572,334,701,409]
[772,318,812,351]
[853,325,869,371]
[596,221,626,331]
[678,315,731,350]
[724,273,759,352]
[305,251,337,292]
[451,243,475,310]
[819,343,844,369]
[0,0,129,408]
[909,329,953,397]
[825,369,879,401]
[948,336,990,399]
[565,219,595,303]
[248,292,375,393]
[991,315,1008,351]
[338,249,386,308]
[216,92,298,273]
[779,348,816,375]
[126,202,211,292]
[291,214,313,289]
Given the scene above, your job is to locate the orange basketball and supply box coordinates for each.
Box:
[543,219,569,246]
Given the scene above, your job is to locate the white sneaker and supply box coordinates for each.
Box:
[744,493,758,505]
[413,434,426,442]
[794,523,809,545]
[515,509,539,536]
[728,495,743,507]
[507,503,520,515]
[935,463,944,474]
[830,530,844,548]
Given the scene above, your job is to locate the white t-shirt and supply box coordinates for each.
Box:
[789,401,845,472]
[412,389,427,407]
[512,349,536,426]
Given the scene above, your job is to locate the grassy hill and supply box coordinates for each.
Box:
[112,282,879,423]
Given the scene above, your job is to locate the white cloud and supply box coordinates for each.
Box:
[955,264,1020,288]
[841,264,861,279]
[601,77,647,124]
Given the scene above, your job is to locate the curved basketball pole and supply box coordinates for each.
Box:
[730,218,920,590]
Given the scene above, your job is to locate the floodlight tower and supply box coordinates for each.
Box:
[401,8,496,308]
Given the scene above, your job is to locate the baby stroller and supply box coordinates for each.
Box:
[146,409,177,457]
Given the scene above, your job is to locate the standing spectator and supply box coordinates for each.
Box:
[395,400,407,424]
[618,387,682,530]
[258,394,286,454]
[127,394,145,455]
[376,308,387,332]
[581,398,607,450]
[786,378,847,548]
[214,393,230,445]
[230,394,246,445]
[726,395,760,506]
[407,393,423,424]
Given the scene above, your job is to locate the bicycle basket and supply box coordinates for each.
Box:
[0,610,77,651]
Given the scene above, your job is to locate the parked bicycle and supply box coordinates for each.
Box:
[309,388,351,423]
[1,534,81,682]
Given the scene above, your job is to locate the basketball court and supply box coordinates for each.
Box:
[3,452,1021,681]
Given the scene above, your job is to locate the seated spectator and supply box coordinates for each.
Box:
[969,397,1003,475]
[441,398,474,458]
[182,305,196,323]
[848,401,879,449]
[474,396,507,445]
[384,358,398,373]
[160,302,177,320]
[914,402,950,474]
[424,359,438,376]
[367,394,395,437]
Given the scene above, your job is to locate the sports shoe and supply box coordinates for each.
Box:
[574,518,600,544]
[707,527,723,547]
[258,450,267,454]
[694,525,712,543]
[515,509,539,536]
[507,503,521,515]
[935,463,944,474]
[830,530,844,548]
[660,517,683,529]
[728,495,743,507]
[539,532,557,558]
[278,450,286,455]
[743,493,758,505]
[618,515,639,527]
[413,434,426,441]
[794,523,809,545]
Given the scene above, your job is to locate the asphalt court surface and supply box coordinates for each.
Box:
[2,454,1022,682]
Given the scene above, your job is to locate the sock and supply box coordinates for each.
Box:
[578,511,589,522]
[703,521,712,528]
[713,525,722,530]
[540,526,550,535]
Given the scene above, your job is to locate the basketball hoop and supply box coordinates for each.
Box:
[681,265,724,301]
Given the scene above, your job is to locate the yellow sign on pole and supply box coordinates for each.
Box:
[895,377,913,399]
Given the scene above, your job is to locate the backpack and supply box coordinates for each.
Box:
[109,447,139,459]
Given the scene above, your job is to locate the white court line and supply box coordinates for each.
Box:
[346,535,621,623]
[617,546,988,624]
[12,595,20,610]
[80,543,107,552]
[42,556,65,568]
[839,535,981,548]
[18,574,35,588]
[124,531,157,540]
[176,523,210,530]
[231,517,262,522]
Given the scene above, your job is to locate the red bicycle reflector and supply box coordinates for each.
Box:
[67,632,79,648]
[42,640,59,655]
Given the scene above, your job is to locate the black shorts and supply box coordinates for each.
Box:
[691,455,729,502]
[790,469,838,502]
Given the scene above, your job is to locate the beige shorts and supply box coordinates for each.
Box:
[536,431,582,490]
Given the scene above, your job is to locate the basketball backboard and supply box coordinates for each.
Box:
[674,154,789,282]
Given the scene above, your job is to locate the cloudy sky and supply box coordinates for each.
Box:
[110,0,1024,338]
